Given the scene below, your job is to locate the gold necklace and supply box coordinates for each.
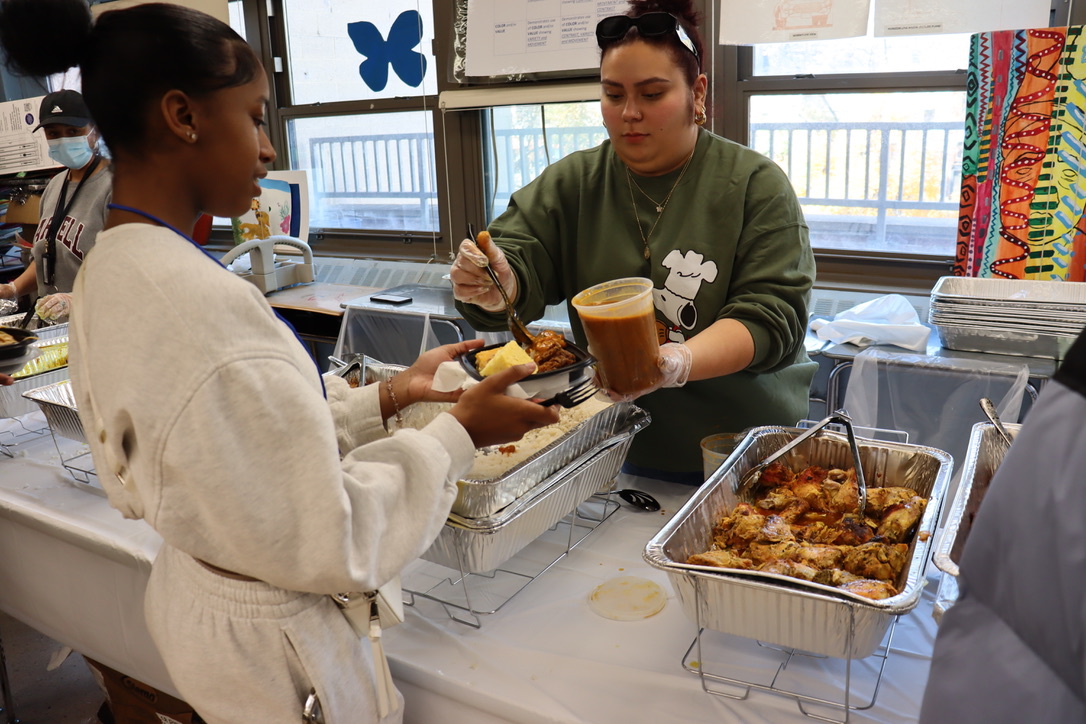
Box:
[625,151,694,260]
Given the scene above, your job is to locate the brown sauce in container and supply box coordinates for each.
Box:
[580,309,661,395]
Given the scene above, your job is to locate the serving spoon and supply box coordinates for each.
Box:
[615,488,661,512]
[468,224,534,347]
[979,397,1014,447]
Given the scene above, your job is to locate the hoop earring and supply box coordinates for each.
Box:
[694,108,707,126]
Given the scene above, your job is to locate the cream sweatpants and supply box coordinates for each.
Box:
[145,544,403,724]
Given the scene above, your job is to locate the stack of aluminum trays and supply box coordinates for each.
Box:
[0,326,69,419]
[645,426,952,659]
[931,420,1020,623]
[928,276,1086,359]
[329,358,652,574]
[21,378,85,443]
[423,402,649,573]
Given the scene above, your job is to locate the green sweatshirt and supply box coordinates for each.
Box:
[458,130,817,473]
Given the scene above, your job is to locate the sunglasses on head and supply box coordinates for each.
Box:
[595,12,699,63]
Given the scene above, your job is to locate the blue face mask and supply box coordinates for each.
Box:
[47,136,95,169]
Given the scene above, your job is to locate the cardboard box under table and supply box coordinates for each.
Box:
[646,426,952,660]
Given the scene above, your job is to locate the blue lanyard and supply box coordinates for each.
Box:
[107,203,327,396]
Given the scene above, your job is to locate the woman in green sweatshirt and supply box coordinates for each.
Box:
[453,0,816,482]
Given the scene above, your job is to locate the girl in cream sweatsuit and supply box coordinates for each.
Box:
[0,1,560,721]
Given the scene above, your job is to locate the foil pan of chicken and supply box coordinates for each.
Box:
[933,421,1020,581]
[422,404,649,573]
[645,426,952,659]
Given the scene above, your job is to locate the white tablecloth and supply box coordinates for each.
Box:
[0,412,937,722]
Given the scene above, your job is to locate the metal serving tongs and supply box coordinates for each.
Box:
[467,224,534,346]
[736,410,868,517]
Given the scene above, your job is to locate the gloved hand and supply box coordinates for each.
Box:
[598,342,694,402]
[0,282,15,300]
[35,293,72,322]
[450,233,518,313]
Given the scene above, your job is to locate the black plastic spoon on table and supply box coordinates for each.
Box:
[615,488,660,512]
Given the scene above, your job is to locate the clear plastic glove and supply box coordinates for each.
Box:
[598,342,694,402]
[0,282,15,300]
[450,235,518,313]
[36,293,72,322]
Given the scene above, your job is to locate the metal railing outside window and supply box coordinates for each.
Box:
[750,120,964,253]
[309,121,961,251]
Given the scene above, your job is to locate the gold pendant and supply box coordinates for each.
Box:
[643,246,651,260]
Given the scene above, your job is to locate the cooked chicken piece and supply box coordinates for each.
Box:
[686,549,754,570]
[756,487,810,522]
[757,486,798,511]
[758,461,795,488]
[812,568,864,587]
[792,478,828,511]
[865,486,920,516]
[747,540,843,570]
[758,559,819,581]
[823,468,860,514]
[746,540,801,566]
[839,579,898,600]
[832,513,876,546]
[760,514,795,543]
[792,542,845,569]
[715,510,769,552]
[793,465,829,488]
[794,520,841,545]
[842,541,910,582]
[877,495,927,543]
[711,503,758,549]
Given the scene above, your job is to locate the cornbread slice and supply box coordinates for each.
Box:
[479,340,533,377]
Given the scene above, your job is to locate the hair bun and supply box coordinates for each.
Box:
[629,0,701,27]
[0,0,93,78]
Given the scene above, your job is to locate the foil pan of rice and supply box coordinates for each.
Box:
[347,359,649,519]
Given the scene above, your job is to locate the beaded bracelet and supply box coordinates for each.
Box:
[386,379,405,427]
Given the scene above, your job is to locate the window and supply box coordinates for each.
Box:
[268,0,441,249]
[233,0,1080,285]
[481,101,605,220]
[741,34,971,260]
[749,90,966,257]
[288,112,438,231]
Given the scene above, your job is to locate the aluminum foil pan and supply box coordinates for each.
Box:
[933,421,1019,580]
[422,404,648,573]
[932,570,958,625]
[0,335,70,418]
[930,275,1086,307]
[453,402,637,518]
[0,316,69,339]
[934,322,1076,360]
[21,379,85,443]
[644,426,953,659]
[336,358,646,519]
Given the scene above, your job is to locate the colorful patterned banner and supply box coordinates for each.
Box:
[955,26,1086,281]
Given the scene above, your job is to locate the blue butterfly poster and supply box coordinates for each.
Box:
[347,9,427,92]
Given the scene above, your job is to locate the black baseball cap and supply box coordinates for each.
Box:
[33,90,93,132]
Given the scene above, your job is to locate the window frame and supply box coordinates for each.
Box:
[221,0,1084,294]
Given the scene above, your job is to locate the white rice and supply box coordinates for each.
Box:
[392,394,612,481]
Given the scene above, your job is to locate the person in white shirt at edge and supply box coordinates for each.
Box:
[0,0,559,722]
[0,89,112,323]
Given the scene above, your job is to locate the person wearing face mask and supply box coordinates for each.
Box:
[0,89,111,323]
[453,0,815,484]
